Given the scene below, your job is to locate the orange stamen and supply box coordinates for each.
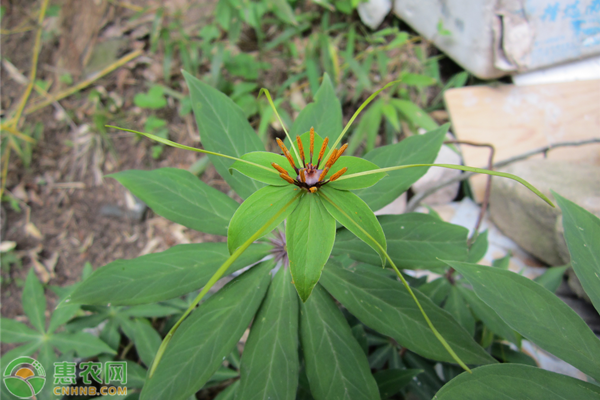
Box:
[296,136,306,167]
[276,138,298,172]
[280,173,295,184]
[334,143,348,163]
[271,162,289,175]
[309,127,315,164]
[325,149,338,169]
[318,166,330,182]
[329,167,348,182]
[309,187,318,193]
[316,137,329,168]
[299,169,306,183]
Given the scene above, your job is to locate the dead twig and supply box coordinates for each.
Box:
[406,138,600,213]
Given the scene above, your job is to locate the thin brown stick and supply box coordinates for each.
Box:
[406,138,600,213]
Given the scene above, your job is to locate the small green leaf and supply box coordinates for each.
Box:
[140,261,273,400]
[533,265,568,293]
[434,364,600,400]
[132,318,162,368]
[22,269,46,333]
[491,343,535,366]
[50,331,116,357]
[553,191,600,313]
[236,267,300,400]
[320,186,386,265]
[354,126,446,211]
[68,243,270,306]
[229,151,294,185]
[287,194,336,302]
[333,213,468,270]
[400,72,437,87]
[391,99,438,131]
[0,318,41,343]
[228,185,301,254]
[467,230,488,263]
[111,168,239,236]
[374,369,422,399]
[320,262,496,365]
[300,285,381,400]
[447,260,600,381]
[456,285,519,345]
[47,303,80,334]
[184,70,265,199]
[134,86,167,109]
[443,286,475,337]
[326,156,386,190]
[290,74,342,142]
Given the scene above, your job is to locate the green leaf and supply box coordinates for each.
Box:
[391,99,438,131]
[47,304,80,334]
[419,278,451,306]
[326,156,386,190]
[140,261,273,400]
[184,70,265,199]
[22,269,46,333]
[230,151,294,185]
[111,168,239,236]
[228,185,301,254]
[236,267,299,400]
[319,186,386,265]
[443,286,475,337]
[333,213,468,270]
[320,262,496,365]
[434,364,600,400]
[446,260,600,381]
[456,285,519,345]
[50,331,116,357]
[287,194,336,302]
[491,343,535,366]
[374,369,422,399]
[215,380,240,400]
[553,191,600,313]
[133,318,162,368]
[300,285,381,400]
[354,126,446,211]
[0,318,41,343]
[467,230,488,263]
[68,243,271,306]
[289,74,342,142]
[533,265,568,293]
[134,86,167,109]
[400,72,437,87]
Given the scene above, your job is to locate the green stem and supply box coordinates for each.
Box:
[324,80,401,163]
[148,192,301,378]
[338,163,555,207]
[319,192,471,372]
[106,125,278,176]
[258,88,302,164]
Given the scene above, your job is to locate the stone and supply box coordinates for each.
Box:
[412,144,462,205]
[489,159,600,266]
[357,0,391,30]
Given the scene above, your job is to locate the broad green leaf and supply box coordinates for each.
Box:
[320,262,496,365]
[333,213,468,270]
[22,269,46,333]
[326,156,386,190]
[418,278,451,306]
[456,285,519,345]
[50,331,116,357]
[391,99,438,131]
[184,70,265,199]
[319,186,386,265]
[300,285,381,400]
[403,352,443,398]
[447,260,600,381]
[47,304,80,334]
[215,380,240,400]
[121,304,183,318]
[0,318,41,343]
[230,151,294,186]
[236,267,299,400]
[287,194,336,302]
[140,261,273,400]
[374,369,422,399]
[289,74,342,142]
[533,265,568,293]
[467,230,488,263]
[228,185,301,254]
[434,364,600,400]
[554,192,600,313]
[111,168,239,236]
[68,243,270,306]
[369,344,394,369]
[443,286,475,337]
[132,319,162,368]
[127,361,148,388]
[354,126,446,211]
